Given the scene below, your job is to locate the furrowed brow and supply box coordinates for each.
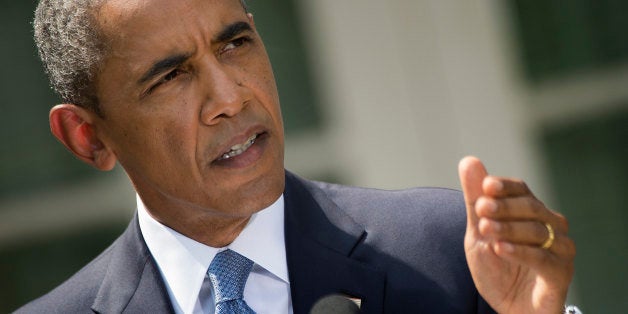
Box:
[138,53,191,85]
[214,21,253,43]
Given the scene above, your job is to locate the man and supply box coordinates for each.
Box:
[18,0,575,313]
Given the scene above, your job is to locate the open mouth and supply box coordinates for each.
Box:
[218,133,258,161]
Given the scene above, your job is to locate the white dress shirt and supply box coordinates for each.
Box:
[137,194,293,314]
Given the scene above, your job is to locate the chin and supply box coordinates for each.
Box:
[210,167,285,216]
[244,168,285,210]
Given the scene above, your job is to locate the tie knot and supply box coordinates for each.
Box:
[207,249,254,303]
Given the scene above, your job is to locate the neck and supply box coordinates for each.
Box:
[188,215,252,248]
[147,206,253,247]
[136,191,257,247]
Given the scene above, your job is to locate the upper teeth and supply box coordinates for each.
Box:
[221,134,257,159]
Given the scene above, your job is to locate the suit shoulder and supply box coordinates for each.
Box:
[307,179,466,229]
[299,177,469,258]
[14,238,117,313]
[289,174,481,311]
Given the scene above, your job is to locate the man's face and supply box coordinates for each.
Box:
[91,0,285,225]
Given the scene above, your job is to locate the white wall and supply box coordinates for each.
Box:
[290,0,544,195]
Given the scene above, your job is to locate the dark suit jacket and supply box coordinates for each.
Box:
[16,171,495,313]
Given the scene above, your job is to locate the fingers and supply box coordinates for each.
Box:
[459,156,570,249]
[479,219,547,245]
[475,196,569,233]
[458,156,488,228]
[459,156,571,248]
[493,237,576,270]
[478,219,573,256]
[482,176,530,197]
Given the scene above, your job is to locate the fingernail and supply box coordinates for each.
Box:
[502,242,515,253]
[492,221,501,231]
[487,200,498,213]
[492,178,503,192]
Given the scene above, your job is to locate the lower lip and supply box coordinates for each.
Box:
[212,133,268,169]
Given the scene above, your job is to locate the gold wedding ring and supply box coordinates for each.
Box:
[540,222,555,250]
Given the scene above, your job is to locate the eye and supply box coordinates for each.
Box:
[144,69,185,95]
[162,69,182,82]
[221,36,251,53]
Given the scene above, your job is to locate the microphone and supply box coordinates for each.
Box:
[309,294,362,314]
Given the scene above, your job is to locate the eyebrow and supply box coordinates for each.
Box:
[137,21,253,85]
[214,21,253,43]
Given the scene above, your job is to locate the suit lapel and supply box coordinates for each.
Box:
[284,172,385,314]
[91,216,173,314]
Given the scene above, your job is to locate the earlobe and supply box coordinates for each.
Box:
[49,104,117,171]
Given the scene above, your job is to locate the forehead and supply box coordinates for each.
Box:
[92,0,248,92]
[99,0,243,20]
[95,0,246,59]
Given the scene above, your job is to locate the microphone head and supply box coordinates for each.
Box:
[309,294,362,314]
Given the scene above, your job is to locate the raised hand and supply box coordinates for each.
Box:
[458,156,575,314]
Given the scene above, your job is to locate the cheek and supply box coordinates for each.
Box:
[247,65,283,124]
[112,108,198,169]
[153,112,198,162]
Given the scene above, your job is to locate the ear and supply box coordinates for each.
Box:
[49,104,117,171]
[247,13,255,27]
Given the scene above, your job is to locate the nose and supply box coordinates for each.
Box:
[199,63,252,125]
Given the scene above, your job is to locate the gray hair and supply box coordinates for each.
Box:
[34,0,106,115]
[33,0,249,116]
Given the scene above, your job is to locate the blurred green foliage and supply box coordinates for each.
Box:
[510,0,628,82]
[542,109,628,313]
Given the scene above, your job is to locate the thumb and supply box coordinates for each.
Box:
[458,156,489,229]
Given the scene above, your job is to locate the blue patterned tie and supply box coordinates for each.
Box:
[207,249,256,314]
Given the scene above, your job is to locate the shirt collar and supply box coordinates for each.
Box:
[230,196,289,283]
[137,194,287,314]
